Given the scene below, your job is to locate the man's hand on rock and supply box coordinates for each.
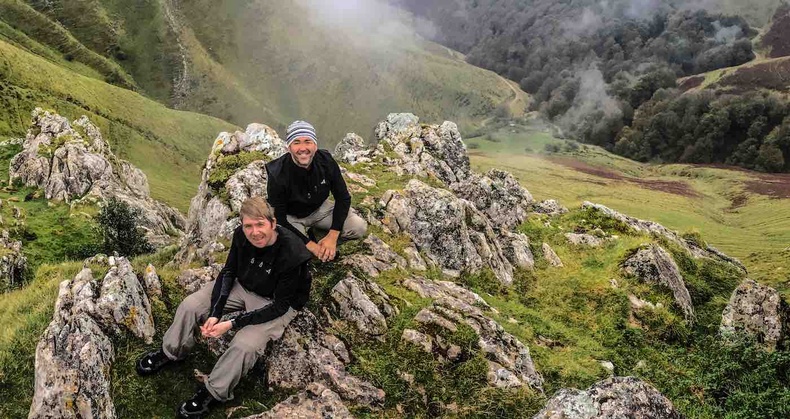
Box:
[306,241,325,260]
[200,317,219,337]
[317,230,339,262]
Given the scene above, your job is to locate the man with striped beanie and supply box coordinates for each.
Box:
[265,120,367,261]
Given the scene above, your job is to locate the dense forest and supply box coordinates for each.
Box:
[396,0,790,172]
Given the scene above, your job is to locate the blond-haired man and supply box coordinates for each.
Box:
[136,196,312,418]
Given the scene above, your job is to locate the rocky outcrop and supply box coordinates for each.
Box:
[403,276,543,391]
[0,230,27,288]
[534,376,682,419]
[176,264,223,294]
[622,244,695,322]
[242,382,352,419]
[720,279,789,349]
[334,133,372,165]
[8,109,185,247]
[380,179,516,285]
[265,311,385,405]
[533,199,568,216]
[330,272,397,337]
[565,233,605,247]
[373,113,471,185]
[29,256,154,418]
[542,243,564,267]
[341,234,408,277]
[173,124,286,265]
[451,169,534,231]
[582,201,746,272]
[143,263,162,298]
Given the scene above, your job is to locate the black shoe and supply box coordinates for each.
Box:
[136,349,173,376]
[176,386,218,418]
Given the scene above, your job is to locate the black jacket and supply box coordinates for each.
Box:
[208,225,313,329]
[266,150,351,243]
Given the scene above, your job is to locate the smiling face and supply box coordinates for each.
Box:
[241,216,277,248]
[288,137,318,168]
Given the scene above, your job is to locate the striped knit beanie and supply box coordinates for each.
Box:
[285,120,318,146]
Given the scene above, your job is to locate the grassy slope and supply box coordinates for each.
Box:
[5,0,517,146]
[0,37,236,211]
[467,121,790,294]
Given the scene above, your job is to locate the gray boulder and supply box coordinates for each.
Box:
[0,230,27,288]
[452,169,534,231]
[174,124,286,265]
[403,276,543,391]
[533,199,568,216]
[330,272,397,337]
[533,376,682,419]
[242,382,353,419]
[374,114,470,185]
[622,244,695,322]
[334,132,372,165]
[542,243,564,267]
[721,279,789,349]
[9,109,185,248]
[582,202,746,272]
[381,179,515,285]
[565,233,605,247]
[29,256,155,418]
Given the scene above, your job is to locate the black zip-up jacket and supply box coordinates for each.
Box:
[266,150,351,243]
[208,225,313,329]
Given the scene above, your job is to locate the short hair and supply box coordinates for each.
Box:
[239,196,275,222]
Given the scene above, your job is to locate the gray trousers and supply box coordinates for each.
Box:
[162,280,296,401]
[287,199,368,240]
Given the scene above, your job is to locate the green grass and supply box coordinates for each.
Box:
[0,37,236,211]
[468,122,790,295]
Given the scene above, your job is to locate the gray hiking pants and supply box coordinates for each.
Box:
[287,199,368,240]
[161,279,297,401]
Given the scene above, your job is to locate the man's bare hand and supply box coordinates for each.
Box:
[317,230,339,262]
[306,241,325,260]
[205,320,233,338]
[200,317,219,337]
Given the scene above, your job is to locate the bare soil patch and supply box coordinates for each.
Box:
[746,172,790,198]
[678,75,704,91]
[548,157,700,198]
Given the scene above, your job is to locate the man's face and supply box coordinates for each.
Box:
[288,137,318,168]
[241,216,277,248]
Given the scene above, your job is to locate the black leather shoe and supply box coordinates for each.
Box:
[176,386,218,418]
[136,349,173,376]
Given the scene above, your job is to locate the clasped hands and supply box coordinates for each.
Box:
[200,317,232,338]
[306,229,339,262]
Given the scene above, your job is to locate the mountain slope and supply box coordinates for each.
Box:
[0,37,236,210]
[0,0,518,144]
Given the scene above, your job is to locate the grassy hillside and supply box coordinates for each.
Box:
[1,0,518,145]
[0,37,236,211]
[467,118,790,295]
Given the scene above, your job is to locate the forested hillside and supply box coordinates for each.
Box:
[395,0,790,172]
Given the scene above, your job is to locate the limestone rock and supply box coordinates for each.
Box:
[30,256,156,418]
[381,179,515,285]
[341,234,407,277]
[623,244,694,322]
[176,264,223,295]
[9,109,185,247]
[565,233,604,247]
[402,329,433,353]
[374,114,470,185]
[500,231,535,270]
[403,245,427,271]
[582,202,746,272]
[487,361,524,388]
[452,169,534,231]
[533,376,682,419]
[533,199,568,216]
[0,231,27,288]
[243,382,353,419]
[334,133,372,165]
[95,257,156,343]
[542,243,563,267]
[265,311,385,405]
[403,276,543,391]
[174,123,285,265]
[720,279,789,349]
[330,273,396,337]
[143,264,162,297]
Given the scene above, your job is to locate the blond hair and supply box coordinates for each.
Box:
[239,196,275,221]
